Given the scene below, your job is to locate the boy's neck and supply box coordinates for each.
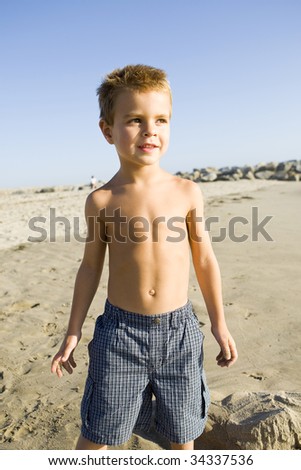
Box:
[115,163,167,185]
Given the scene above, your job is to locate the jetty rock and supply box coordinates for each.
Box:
[176,159,301,182]
[199,391,301,450]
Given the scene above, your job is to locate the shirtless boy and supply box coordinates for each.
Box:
[51,64,238,450]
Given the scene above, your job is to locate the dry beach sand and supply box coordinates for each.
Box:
[0,179,300,450]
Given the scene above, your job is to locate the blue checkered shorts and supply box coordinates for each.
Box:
[80,299,210,445]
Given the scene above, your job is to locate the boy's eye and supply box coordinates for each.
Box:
[130,118,141,123]
[157,118,168,123]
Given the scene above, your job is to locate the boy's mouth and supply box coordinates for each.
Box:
[138,144,158,151]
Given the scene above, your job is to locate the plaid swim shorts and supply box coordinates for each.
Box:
[80,299,210,446]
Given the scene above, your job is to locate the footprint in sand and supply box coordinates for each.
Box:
[43,322,62,348]
[19,340,28,351]
[13,244,27,252]
[0,371,5,394]
[43,322,59,336]
[243,371,266,381]
[0,414,14,444]
[21,363,32,375]
[244,311,258,320]
[8,300,39,313]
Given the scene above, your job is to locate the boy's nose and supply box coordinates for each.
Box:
[143,130,157,137]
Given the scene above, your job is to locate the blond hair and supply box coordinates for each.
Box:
[96,64,172,125]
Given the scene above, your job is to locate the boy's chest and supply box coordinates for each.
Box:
[104,190,189,222]
[102,189,190,242]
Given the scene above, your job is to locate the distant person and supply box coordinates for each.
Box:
[90,175,97,190]
[51,64,237,450]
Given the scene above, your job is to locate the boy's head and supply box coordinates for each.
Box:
[96,64,172,125]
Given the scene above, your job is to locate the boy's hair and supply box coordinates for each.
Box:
[96,64,172,125]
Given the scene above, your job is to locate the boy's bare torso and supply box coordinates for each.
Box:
[95,172,194,314]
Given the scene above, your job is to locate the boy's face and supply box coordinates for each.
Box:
[100,89,171,169]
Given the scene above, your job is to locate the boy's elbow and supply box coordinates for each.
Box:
[194,255,210,271]
[193,251,219,272]
[79,259,102,278]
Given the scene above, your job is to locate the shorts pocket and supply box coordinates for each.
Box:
[94,314,105,335]
[81,375,94,430]
[201,373,210,419]
[88,315,105,356]
[189,313,205,340]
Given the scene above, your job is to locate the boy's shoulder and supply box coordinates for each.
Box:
[169,176,205,216]
[84,183,113,216]
[157,173,205,213]
[159,171,204,193]
[173,174,204,199]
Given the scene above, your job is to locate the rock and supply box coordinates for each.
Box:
[276,161,295,172]
[243,170,255,180]
[242,164,255,173]
[254,161,267,171]
[218,166,232,174]
[192,170,201,180]
[288,173,300,181]
[240,165,255,180]
[217,174,236,181]
[202,391,301,450]
[294,161,301,173]
[200,172,218,182]
[200,166,218,174]
[254,170,275,179]
[271,170,289,181]
[231,172,242,180]
[255,161,278,172]
[35,187,55,194]
[182,172,194,180]
[217,166,244,181]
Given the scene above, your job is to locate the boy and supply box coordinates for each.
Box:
[51,64,237,450]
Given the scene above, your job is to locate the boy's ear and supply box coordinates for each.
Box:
[99,119,114,144]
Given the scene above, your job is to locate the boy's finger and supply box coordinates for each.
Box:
[221,344,231,361]
[51,358,64,377]
[216,350,223,361]
[51,356,62,374]
[61,360,73,374]
[61,346,74,363]
[57,362,64,377]
[69,354,77,368]
[217,355,228,366]
[228,342,238,364]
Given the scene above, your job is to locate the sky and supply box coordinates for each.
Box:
[1,0,300,189]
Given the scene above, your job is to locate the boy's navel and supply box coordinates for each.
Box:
[148,288,156,296]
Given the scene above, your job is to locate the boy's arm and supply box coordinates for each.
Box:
[51,191,107,377]
[186,183,238,367]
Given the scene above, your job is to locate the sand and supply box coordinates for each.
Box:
[0,179,300,450]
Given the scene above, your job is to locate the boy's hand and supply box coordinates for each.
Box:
[211,326,238,367]
[51,334,80,378]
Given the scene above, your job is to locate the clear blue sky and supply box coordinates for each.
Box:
[1,0,300,188]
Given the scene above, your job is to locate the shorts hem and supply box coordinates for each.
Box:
[155,421,208,444]
[133,423,152,435]
[81,426,131,447]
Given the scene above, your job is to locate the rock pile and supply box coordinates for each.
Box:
[176,160,301,182]
[199,391,301,450]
